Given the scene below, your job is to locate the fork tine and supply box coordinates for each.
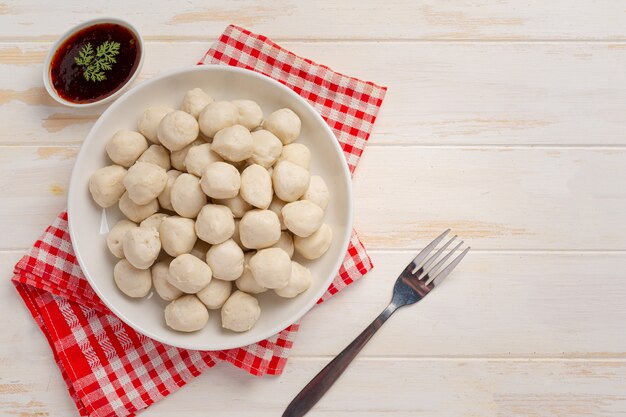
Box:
[419,240,463,281]
[415,236,457,278]
[426,246,470,286]
[410,229,450,272]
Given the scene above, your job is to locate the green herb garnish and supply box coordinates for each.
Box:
[74,41,120,82]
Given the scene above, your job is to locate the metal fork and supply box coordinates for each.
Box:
[282,229,470,417]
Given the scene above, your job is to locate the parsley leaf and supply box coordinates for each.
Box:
[74,41,121,82]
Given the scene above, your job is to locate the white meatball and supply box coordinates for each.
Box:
[181,88,213,119]
[123,162,168,205]
[221,291,261,332]
[235,252,266,294]
[214,194,252,218]
[249,248,291,289]
[114,259,152,298]
[294,223,333,260]
[167,254,212,294]
[211,125,253,162]
[137,144,171,170]
[240,164,272,209]
[170,173,207,218]
[275,261,312,298]
[282,200,324,237]
[170,139,203,171]
[205,239,244,281]
[268,197,287,230]
[106,130,148,167]
[106,219,137,258]
[279,143,311,169]
[140,213,169,230]
[157,170,182,211]
[197,278,232,309]
[269,232,294,258]
[195,204,235,244]
[165,295,209,332]
[264,108,301,145]
[122,226,161,270]
[302,175,330,210]
[239,210,281,249]
[157,110,200,152]
[198,101,238,138]
[190,239,211,260]
[138,106,174,144]
[184,143,223,177]
[89,165,127,208]
[159,216,197,257]
[152,259,183,301]
[248,129,282,168]
[272,160,310,202]
[232,99,263,130]
[119,192,159,222]
[199,162,241,199]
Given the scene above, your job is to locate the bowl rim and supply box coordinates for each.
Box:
[67,65,354,350]
[42,17,145,108]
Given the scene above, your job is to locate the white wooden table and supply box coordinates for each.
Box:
[2,2,626,416]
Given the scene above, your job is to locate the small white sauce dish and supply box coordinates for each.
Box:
[43,17,144,108]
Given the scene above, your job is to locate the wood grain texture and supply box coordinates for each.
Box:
[143,360,626,417]
[296,252,626,357]
[353,146,626,250]
[1,2,625,416]
[1,1,626,41]
[5,358,626,417]
[0,146,75,249]
[3,42,626,145]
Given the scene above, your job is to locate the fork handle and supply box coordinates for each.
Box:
[282,303,397,417]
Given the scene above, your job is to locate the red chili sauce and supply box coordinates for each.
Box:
[50,23,140,104]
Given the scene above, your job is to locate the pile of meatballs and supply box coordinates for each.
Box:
[88,88,332,333]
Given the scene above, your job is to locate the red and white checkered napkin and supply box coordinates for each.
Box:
[12,25,386,417]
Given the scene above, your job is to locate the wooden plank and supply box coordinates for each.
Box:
[0,146,75,249]
[295,252,626,357]
[1,145,624,250]
[353,146,626,250]
[145,360,626,417]
[1,1,626,41]
[4,358,626,417]
[5,249,626,358]
[3,41,626,146]
[2,337,626,417]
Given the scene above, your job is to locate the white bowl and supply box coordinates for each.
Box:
[43,17,144,108]
[68,66,353,350]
